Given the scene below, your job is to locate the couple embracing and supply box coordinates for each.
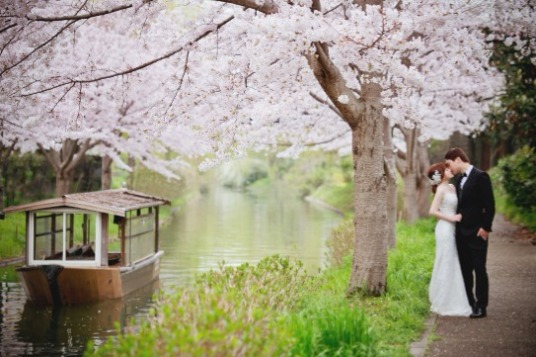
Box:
[427,147,495,318]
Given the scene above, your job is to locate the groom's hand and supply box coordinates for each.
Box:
[477,228,489,240]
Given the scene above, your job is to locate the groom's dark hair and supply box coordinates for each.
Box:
[444,147,469,163]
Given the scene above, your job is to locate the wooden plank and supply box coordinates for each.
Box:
[120,260,159,296]
[57,267,123,305]
[17,267,54,305]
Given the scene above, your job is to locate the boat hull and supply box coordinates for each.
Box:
[17,252,162,305]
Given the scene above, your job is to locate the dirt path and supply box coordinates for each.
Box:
[413,214,536,357]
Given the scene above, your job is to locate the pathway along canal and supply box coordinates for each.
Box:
[0,183,342,356]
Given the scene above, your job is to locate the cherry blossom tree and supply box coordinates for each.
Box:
[1,1,210,195]
[3,0,534,294]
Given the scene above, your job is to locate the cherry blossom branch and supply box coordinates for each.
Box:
[21,15,235,97]
[25,4,133,22]
[216,0,279,14]
[166,51,190,115]
[309,91,342,118]
[0,25,23,58]
[0,23,16,34]
[256,129,349,147]
[1,21,78,77]
[0,118,22,129]
[302,129,349,146]
[2,2,134,77]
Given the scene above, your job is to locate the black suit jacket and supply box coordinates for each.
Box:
[455,167,495,237]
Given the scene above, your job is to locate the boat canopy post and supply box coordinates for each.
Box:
[155,206,159,253]
[100,213,108,266]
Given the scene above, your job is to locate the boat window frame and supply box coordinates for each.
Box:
[28,209,102,267]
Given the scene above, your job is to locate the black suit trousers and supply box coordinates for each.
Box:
[456,233,489,309]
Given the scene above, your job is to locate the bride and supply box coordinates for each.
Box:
[427,162,472,316]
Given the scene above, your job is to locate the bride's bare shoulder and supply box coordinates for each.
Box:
[447,183,457,193]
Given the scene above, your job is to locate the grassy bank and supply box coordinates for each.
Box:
[0,213,25,259]
[88,218,435,356]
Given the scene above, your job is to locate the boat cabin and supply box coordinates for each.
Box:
[4,189,169,305]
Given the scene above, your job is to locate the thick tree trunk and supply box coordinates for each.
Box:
[348,82,388,296]
[383,118,397,249]
[55,169,75,196]
[303,0,390,296]
[39,138,97,196]
[127,155,136,189]
[396,128,431,223]
[417,143,431,217]
[402,171,419,223]
[101,155,113,190]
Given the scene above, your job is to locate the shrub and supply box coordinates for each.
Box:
[497,146,536,209]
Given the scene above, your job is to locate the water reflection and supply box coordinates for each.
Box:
[0,183,342,356]
[1,281,157,356]
[158,183,341,288]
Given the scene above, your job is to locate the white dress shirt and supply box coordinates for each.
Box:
[460,165,473,189]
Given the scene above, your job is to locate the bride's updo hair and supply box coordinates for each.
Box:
[427,162,446,194]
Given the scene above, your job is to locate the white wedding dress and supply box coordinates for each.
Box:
[429,188,472,316]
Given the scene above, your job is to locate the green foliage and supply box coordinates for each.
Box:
[486,41,536,150]
[218,158,269,190]
[126,165,186,200]
[2,152,55,206]
[312,183,354,215]
[2,151,101,206]
[496,146,536,210]
[280,152,353,200]
[0,266,19,282]
[490,151,536,231]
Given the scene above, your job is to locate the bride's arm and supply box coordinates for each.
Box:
[429,186,462,223]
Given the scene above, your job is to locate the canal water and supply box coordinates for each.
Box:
[0,183,342,356]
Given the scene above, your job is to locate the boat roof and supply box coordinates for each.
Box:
[4,189,170,217]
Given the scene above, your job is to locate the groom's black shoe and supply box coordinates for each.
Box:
[470,308,487,318]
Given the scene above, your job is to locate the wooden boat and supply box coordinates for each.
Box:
[3,189,169,305]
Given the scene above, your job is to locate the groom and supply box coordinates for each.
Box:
[445,147,495,318]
